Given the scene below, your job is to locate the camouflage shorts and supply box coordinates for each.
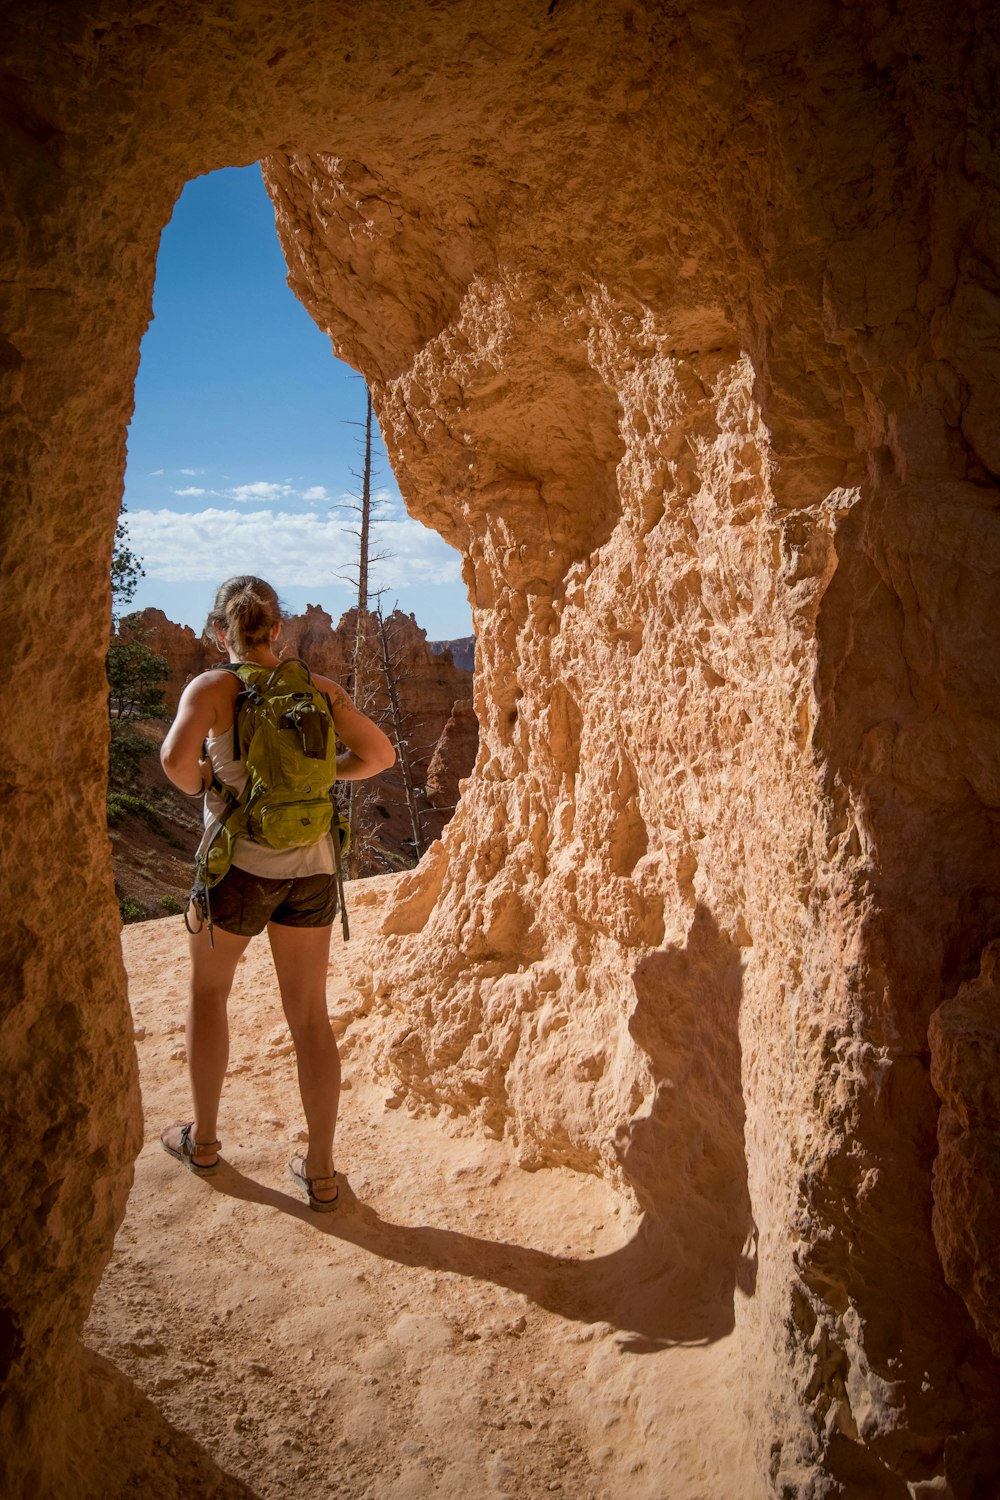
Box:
[192,865,339,938]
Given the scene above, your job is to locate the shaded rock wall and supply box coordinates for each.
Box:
[0,2,998,1496]
[929,941,1000,1359]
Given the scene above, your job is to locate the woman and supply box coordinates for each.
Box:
[158,576,395,1210]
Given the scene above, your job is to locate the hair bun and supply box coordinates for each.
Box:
[205,576,283,655]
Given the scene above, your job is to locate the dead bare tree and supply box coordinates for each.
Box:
[351,389,374,703]
[336,385,462,876]
[338,384,390,876]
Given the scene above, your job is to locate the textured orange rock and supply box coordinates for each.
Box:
[1,3,999,1497]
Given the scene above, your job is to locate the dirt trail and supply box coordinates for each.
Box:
[86,875,747,1499]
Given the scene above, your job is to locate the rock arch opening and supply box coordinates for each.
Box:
[118,163,472,647]
[110,162,477,903]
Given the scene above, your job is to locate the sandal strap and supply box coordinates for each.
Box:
[182,1124,221,1155]
[309,1174,338,1192]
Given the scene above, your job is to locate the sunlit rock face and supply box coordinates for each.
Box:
[1,1,998,1494]
[263,6,1000,1492]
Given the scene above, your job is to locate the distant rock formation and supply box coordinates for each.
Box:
[425,700,479,813]
[120,608,203,704]
[126,603,474,767]
[430,635,475,673]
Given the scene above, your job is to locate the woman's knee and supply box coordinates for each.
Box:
[189,983,233,1013]
[286,1007,335,1048]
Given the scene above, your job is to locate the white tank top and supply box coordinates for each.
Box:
[204,726,335,879]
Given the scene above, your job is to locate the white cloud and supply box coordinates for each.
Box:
[229,481,293,503]
[174,486,207,496]
[178,468,201,476]
[302,485,328,501]
[148,468,165,477]
[126,507,462,592]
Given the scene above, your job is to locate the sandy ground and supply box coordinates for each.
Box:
[85,874,749,1499]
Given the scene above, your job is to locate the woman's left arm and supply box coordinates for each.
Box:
[161,675,219,795]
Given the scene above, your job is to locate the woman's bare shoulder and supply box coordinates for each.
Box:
[313,673,350,707]
[177,665,241,726]
[181,664,238,699]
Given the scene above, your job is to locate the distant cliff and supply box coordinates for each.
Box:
[124,604,474,744]
[430,635,475,673]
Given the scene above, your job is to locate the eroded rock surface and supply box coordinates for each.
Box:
[1,2,998,1496]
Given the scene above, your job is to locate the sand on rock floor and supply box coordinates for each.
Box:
[85,874,751,1499]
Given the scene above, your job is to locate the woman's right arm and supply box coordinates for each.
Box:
[317,677,396,780]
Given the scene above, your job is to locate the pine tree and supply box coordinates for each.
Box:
[106,508,167,781]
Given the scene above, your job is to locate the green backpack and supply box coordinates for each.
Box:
[193,657,348,905]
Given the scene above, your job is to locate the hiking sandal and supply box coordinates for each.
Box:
[288,1155,339,1212]
[160,1122,222,1176]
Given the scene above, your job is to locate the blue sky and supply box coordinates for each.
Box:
[122,165,472,641]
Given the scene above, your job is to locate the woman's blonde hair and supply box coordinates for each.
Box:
[205,576,283,656]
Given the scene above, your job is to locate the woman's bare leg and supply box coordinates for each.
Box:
[267,921,339,1198]
[171,919,252,1163]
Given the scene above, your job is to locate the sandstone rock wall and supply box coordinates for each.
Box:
[263,5,1000,1491]
[1,2,998,1496]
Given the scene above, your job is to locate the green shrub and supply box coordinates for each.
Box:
[374,844,417,871]
[108,725,154,785]
[107,792,164,834]
[118,894,146,924]
[159,895,183,916]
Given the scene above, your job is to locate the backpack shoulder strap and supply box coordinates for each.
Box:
[263,656,313,691]
[205,662,254,758]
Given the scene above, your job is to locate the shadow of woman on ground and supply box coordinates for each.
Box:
[206,1166,738,1350]
[206,905,754,1352]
